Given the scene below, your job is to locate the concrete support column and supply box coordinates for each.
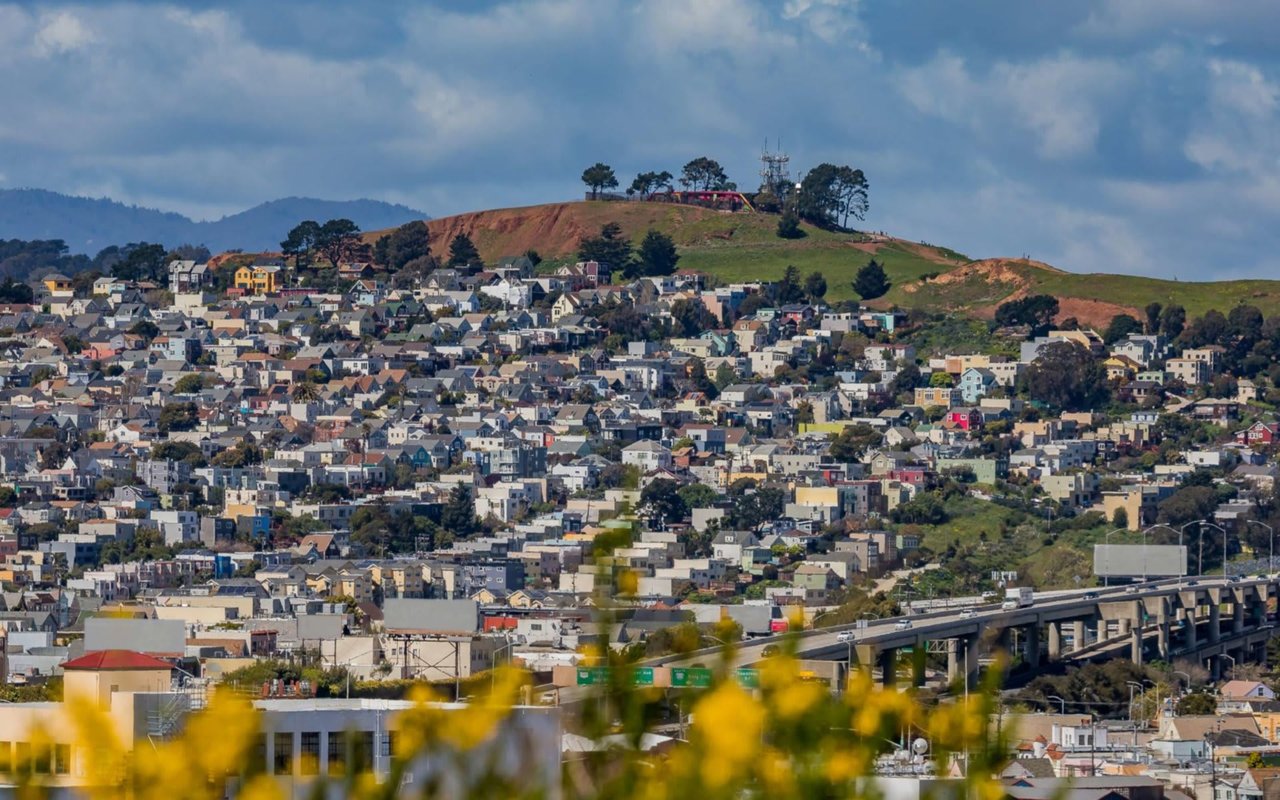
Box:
[1232,598,1245,635]
[1025,624,1041,667]
[911,645,927,687]
[878,648,897,687]
[1157,616,1171,659]
[1131,627,1144,666]
[1118,617,1132,638]
[994,626,1010,653]
[1072,620,1086,652]
[1209,603,1221,643]
[1048,622,1062,661]
[1184,606,1198,650]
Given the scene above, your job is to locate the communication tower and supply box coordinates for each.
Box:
[759,138,791,195]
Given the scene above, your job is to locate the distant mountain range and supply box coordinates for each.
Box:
[0,189,429,254]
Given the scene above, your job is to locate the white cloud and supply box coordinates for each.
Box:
[897,51,1127,159]
[34,10,94,56]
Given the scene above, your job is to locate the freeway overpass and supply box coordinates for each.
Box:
[653,574,1279,687]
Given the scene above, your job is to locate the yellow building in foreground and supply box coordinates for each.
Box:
[234,264,282,294]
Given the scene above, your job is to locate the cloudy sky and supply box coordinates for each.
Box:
[1,1,1278,278]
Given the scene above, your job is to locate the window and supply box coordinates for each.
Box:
[327,732,347,777]
[32,745,51,775]
[299,733,319,776]
[381,732,396,760]
[360,732,375,771]
[14,743,29,775]
[54,745,70,775]
[273,732,293,775]
[0,742,10,774]
[252,735,268,773]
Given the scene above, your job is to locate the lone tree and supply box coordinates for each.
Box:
[776,209,805,239]
[804,271,828,302]
[853,259,890,300]
[629,170,674,197]
[631,229,680,279]
[680,157,733,190]
[578,222,633,272]
[994,294,1058,332]
[447,233,481,268]
[315,219,362,268]
[581,163,618,199]
[281,220,322,268]
[797,163,869,229]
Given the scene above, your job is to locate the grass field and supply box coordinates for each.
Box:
[395,200,1280,320]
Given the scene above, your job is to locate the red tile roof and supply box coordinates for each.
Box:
[62,650,173,672]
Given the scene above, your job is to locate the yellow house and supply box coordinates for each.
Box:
[42,273,73,296]
[1103,355,1142,382]
[233,265,281,294]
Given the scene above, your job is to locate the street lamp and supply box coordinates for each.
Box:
[1219,653,1236,681]
[1246,519,1275,575]
[1126,680,1145,748]
[1103,527,1130,587]
[1046,694,1067,714]
[1172,669,1192,690]
[1200,521,1229,577]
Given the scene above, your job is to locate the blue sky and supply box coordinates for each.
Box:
[1,1,1278,278]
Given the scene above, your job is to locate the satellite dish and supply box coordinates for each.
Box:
[912,738,929,755]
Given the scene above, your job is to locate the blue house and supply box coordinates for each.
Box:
[958,367,996,404]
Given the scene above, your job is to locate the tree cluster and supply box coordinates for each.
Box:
[281,219,364,269]
[796,163,869,229]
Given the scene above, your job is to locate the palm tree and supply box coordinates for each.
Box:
[292,381,321,402]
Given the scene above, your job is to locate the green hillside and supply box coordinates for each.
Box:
[405,200,1280,323]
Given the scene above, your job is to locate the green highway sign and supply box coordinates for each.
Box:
[576,667,609,686]
[632,667,654,686]
[670,667,713,688]
[735,668,759,688]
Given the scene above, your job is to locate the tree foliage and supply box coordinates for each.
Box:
[852,259,890,300]
[578,222,633,272]
[994,294,1059,332]
[631,229,680,279]
[1104,314,1143,344]
[441,484,479,538]
[776,209,805,240]
[1019,341,1108,412]
[373,220,431,271]
[679,157,733,191]
[797,163,869,229]
[804,271,828,302]
[581,163,619,198]
[629,170,673,196]
[316,219,362,268]
[447,233,481,269]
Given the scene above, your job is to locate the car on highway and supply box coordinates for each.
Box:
[1228,575,1242,583]
[1083,591,1098,600]
[959,609,976,620]
[894,619,912,630]
[1125,585,1140,593]
[836,631,856,644]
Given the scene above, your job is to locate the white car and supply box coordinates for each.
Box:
[959,608,977,620]
[894,619,912,631]
[836,631,856,643]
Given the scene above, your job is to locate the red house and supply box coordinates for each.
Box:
[944,407,983,431]
[1238,421,1280,446]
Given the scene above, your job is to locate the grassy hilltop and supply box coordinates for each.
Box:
[378,200,1280,326]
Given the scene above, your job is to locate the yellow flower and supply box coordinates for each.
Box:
[239,775,285,800]
[691,683,764,789]
[617,569,639,596]
[824,748,866,784]
[758,747,796,796]
[771,680,825,721]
